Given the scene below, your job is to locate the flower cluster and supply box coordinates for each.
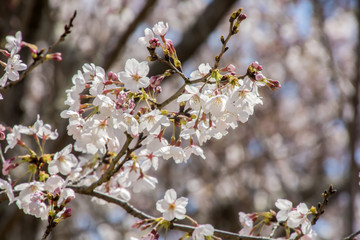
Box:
[0,31,27,90]
[0,10,295,240]
[0,115,75,220]
[238,199,317,240]
[58,19,280,205]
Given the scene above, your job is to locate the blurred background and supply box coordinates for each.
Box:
[0,0,359,239]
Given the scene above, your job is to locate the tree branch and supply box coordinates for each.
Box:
[344,229,360,240]
[70,187,272,240]
[0,10,77,91]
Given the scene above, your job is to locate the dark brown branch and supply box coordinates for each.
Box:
[0,10,77,91]
[311,184,336,225]
[70,188,272,240]
[344,229,360,240]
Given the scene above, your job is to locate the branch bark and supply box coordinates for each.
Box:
[70,187,272,240]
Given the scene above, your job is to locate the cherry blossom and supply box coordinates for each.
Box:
[138,28,156,48]
[0,179,15,204]
[192,224,215,240]
[287,203,310,228]
[0,54,27,87]
[189,63,211,80]
[5,31,22,56]
[152,21,169,37]
[139,109,170,135]
[119,58,150,92]
[177,85,204,110]
[275,198,293,222]
[5,125,26,152]
[239,212,254,235]
[156,188,188,221]
[48,144,78,175]
[159,145,186,164]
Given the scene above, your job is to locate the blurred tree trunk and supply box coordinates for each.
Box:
[345,2,360,235]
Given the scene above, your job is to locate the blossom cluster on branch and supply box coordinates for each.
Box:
[0,7,338,240]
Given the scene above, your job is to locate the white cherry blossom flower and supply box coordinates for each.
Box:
[177,85,204,110]
[184,144,205,161]
[152,21,169,37]
[14,182,48,220]
[119,58,150,92]
[275,198,293,222]
[139,109,170,135]
[159,145,186,164]
[138,28,155,47]
[93,94,116,116]
[239,212,253,235]
[20,115,59,140]
[5,31,22,56]
[203,94,228,118]
[192,224,214,240]
[0,54,27,87]
[0,179,15,204]
[287,203,309,228]
[138,149,160,170]
[48,144,78,175]
[190,63,211,80]
[113,112,139,136]
[5,125,24,152]
[142,132,168,152]
[156,188,188,221]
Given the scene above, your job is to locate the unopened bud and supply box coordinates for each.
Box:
[61,208,72,219]
[0,50,10,58]
[149,38,160,48]
[45,52,62,61]
[238,13,247,22]
[155,86,162,94]
[251,61,259,68]
[255,73,264,81]
[107,71,118,81]
[265,79,281,90]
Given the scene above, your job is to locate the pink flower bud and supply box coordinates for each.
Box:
[149,38,160,48]
[0,50,10,58]
[61,208,72,219]
[226,64,236,72]
[46,52,62,61]
[65,196,75,204]
[266,79,281,90]
[2,157,18,175]
[251,61,259,68]
[255,73,264,81]
[238,13,247,21]
[166,39,176,54]
[155,86,162,94]
[107,71,118,81]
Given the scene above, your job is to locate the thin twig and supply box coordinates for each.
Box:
[70,188,272,240]
[311,184,337,225]
[0,11,77,91]
[344,229,360,240]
